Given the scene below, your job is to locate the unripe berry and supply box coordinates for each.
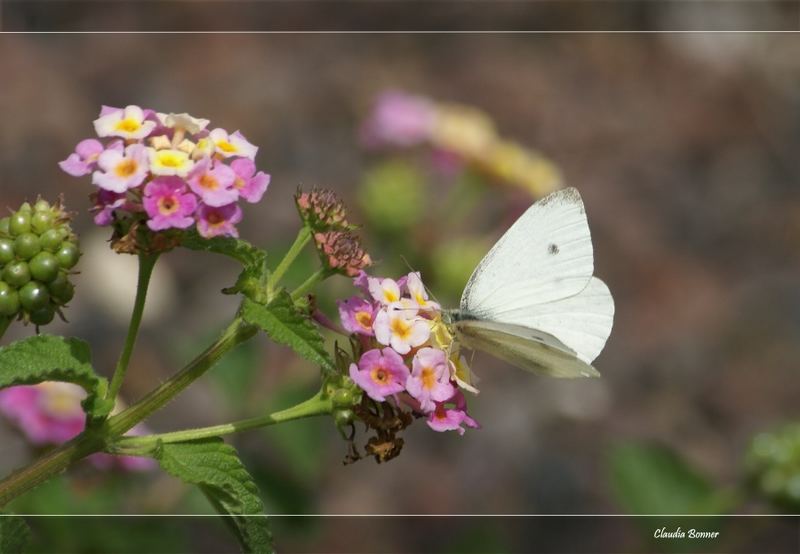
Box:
[332,388,357,409]
[40,228,65,252]
[48,273,75,305]
[3,261,31,288]
[29,305,55,326]
[9,211,31,237]
[334,408,355,429]
[19,281,50,311]
[56,242,80,269]
[33,199,51,213]
[29,252,60,283]
[31,211,54,235]
[14,233,42,260]
[0,217,9,236]
[0,282,20,317]
[0,239,14,265]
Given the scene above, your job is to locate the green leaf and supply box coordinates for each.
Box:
[0,514,31,554]
[0,335,108,418]
[180,230,267,268]
[155,439,273,554]
[180,231,269,302]
[608,443,732,515]
[242,291,334,372]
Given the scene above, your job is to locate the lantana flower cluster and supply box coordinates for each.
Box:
[0,382,153,471]
[360,90,562,198]
[59,106,270,239]
[339,271,479,435]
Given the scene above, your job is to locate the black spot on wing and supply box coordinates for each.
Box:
[548,243,559,255]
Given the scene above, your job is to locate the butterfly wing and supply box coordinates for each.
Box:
[459,187,614,368]
[454,319,600,378]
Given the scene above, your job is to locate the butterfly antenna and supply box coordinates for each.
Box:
[398,254,443,306]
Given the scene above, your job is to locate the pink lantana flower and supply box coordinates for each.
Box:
[406,347,454,412]
[92,144,149,193]
[142,177,198,231]
[352,270,371,296]
[338,296,377,336]
[94,105,156,140]
[58,138,105,177]
[368,277,403,305]
[230,158,270,203]
[208,128,258,160]
[426,390,480,435]
[373,305,431,355]
[196,202,243,238]
[187,158,238,207]
[360,91,436,148]
[0,383,85,445]
[0,383,155,471]
[92,190,130,226]
[349,348,410,402]
[406,271,440,312]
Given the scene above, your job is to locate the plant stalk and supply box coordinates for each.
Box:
[0,316,256,506]
[112,391,332,451]
[106,317,256,437]
[266,226,312,298]
[290,268,330,301]
[106,252,159,403]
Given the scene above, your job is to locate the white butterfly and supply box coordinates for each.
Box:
[450,187,614,378]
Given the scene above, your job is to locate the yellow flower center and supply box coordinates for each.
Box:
[156,151,187,168]
[199,173,219,190]
[39,384,82,418]
[390,317,411,340]
[114,159,138,178]
[115,118,141,133]
[370,367,390,385]
[421,367,436,390]
[384,290,399,303]
[355,311,372,330]
[158,196,179,215]
[234,176,246,190]
[216,140,237,153]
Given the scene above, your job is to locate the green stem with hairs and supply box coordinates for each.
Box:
[290,268,330,301]
[106,252,159,403]
[266,226,312,298]
[110,391,332,453]
[0,315,256,507]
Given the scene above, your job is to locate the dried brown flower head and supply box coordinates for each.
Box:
[313,230,372,277]
[295,188,353,231]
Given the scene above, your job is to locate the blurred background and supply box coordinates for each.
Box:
[1,27,799,553]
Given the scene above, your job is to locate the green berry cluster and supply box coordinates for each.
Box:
[746,423,800,510]
[0,199,79,326]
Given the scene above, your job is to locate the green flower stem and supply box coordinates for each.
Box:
[266,226,312,298]
[106,317,256,437]
[290,268,330,301]
[0,316,256,507]
[0,432,102,508]
[0,317,11,342]
[111,391,332,452]
[106,252,159,404]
